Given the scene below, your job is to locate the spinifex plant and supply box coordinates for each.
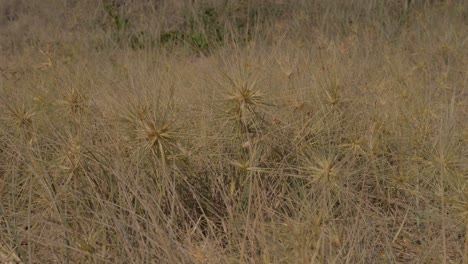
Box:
[2,101,37,144]
[118,100,179,162]
[138,119,177,162]
[225,76,268,137]
[58,87,88,115]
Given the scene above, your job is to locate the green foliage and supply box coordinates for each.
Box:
[190,33,208,50]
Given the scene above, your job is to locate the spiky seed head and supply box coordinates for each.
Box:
[304,156,339,184]
[138,120,176,151]
[60,88,86,114]
[227,84,264,111]
[8,104,36,129]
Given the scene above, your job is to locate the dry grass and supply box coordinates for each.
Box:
[0,0,467,263]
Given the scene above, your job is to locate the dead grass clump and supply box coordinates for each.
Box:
[0,1,466,263]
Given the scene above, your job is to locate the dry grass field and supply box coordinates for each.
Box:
[0,0,467,263]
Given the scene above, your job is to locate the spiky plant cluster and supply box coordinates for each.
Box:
[7,104,35,130]
[59,87,87,115]
[2,102,37,145]
[116,100,179,157]
[304,156,339,185]
[225,79,267,135]
[138,119,177,159]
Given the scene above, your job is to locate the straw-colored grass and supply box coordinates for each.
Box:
[0,0,467,263]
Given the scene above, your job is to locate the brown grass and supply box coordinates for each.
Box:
[0,0,467,263]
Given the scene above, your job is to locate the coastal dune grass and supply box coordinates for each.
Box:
[0,0,467,263]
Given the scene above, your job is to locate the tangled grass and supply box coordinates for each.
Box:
[0,0,467,263]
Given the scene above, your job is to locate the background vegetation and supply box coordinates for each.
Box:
[0,0,467,263]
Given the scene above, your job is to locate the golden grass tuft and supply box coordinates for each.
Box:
[138,120,177,155]
[58,87,87,115]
